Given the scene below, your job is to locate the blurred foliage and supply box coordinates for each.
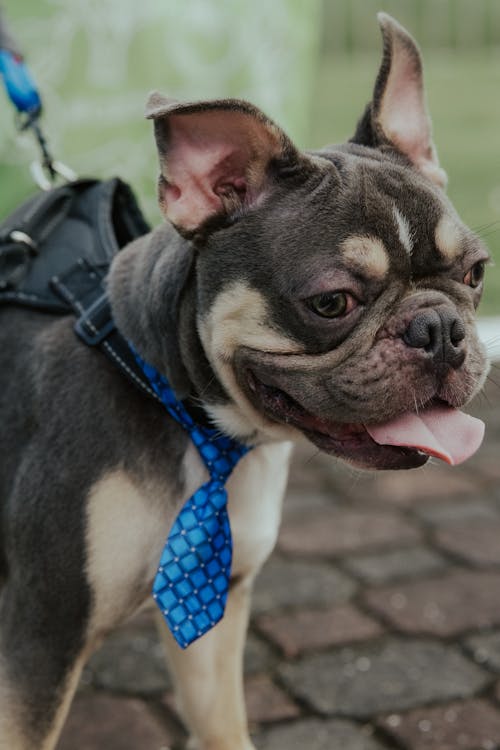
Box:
[322,0,500,53]
[0,0,321,220]
[0,1,498,314]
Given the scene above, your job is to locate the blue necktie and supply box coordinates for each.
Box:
[132,347,251,649]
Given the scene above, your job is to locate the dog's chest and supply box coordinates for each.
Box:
[84,439,292,634]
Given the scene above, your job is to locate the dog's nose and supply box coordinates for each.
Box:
[403,308,466,370]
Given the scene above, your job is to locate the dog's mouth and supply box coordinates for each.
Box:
[244,369,484,470]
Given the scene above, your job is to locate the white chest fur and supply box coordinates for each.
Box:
[84,440,292,636]
[226,441,292,578]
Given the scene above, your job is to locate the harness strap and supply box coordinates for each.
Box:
[0,184,76,291]
[53,261,213,425]
[51,258,161,403]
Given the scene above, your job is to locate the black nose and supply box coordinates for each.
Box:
[403,308,466,370]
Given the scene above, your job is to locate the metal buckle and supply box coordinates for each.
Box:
[74,294,115,346]
[8,229,38,253]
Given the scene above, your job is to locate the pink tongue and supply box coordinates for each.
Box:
[365,405,485,465]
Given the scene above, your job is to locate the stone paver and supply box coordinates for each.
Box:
[379,699,500,750]
[252,557,356,615]
[364,570,500,637]
[343,545,446,585]
[279,639,489,718]
[344,465,477,506]
[465,630,500,673]
[245,675,301,724]
[56,694,173,750]
[278,508,420,557]
[255,603,383,657]
[244,633,276,675]
[82,618,171,695]
[414,497,500,526]
[282,486,339,517]
[255,718,385,750]
[468,445,500,482]
[434,520,500,566]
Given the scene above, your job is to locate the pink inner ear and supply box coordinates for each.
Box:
[160,112,270,231]
[380,45,430,163]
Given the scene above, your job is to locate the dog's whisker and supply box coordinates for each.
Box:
[472,219,500,236]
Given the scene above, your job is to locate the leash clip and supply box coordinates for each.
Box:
[19,115,78,190]
[0,45,77,189]
[30,158,78,191]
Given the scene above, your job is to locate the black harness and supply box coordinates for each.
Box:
[0,179,161,403]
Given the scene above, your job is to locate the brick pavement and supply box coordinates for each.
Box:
[56,379,500,750]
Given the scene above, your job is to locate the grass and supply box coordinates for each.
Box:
[309,48,500,316]
[1,42,499,315]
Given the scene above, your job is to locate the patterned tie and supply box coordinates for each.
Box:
[132,347,251,649]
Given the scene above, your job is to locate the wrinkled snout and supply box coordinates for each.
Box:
[403,307,466,371]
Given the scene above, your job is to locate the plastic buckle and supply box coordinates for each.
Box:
[74,295,115,346]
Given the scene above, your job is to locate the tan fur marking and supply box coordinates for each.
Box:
[85,471,175,634]
[39,653,90,750]
[199,283,302,441]
[157,582,255,750]
[435,214,463,260]
[0,670,24,749]
[202,283,302,358]
[340,235,389,278]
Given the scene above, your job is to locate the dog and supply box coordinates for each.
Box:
[0,13,489,750]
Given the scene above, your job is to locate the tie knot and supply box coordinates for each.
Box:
[194,429,247,480]
[131,344,250,482]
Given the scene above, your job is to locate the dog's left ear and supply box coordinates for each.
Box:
[145,93,301,237]
[352,13,447,188]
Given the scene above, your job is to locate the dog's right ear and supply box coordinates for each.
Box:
[145,93,301,238]
[352,13,447,188]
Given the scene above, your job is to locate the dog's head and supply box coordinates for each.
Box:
[116,14,489,470]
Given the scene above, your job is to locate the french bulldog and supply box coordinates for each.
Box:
[0,12,489,750]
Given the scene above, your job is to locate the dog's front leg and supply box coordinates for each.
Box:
[0,579,92,750]
[156,575,255,750]
[157,442,292,750]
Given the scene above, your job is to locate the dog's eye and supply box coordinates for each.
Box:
[306,291,354,318]
[463,261,485,289]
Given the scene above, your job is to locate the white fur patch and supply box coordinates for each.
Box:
[227,441,292,578]
[392,205,414,255]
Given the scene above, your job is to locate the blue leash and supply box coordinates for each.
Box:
[0,10,75,186]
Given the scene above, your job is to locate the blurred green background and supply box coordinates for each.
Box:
[1,0,499,314]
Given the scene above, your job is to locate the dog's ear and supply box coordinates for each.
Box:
[145,93,301,237]
[352,13,447,188]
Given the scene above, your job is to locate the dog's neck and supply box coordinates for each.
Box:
[108,224,229,412]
